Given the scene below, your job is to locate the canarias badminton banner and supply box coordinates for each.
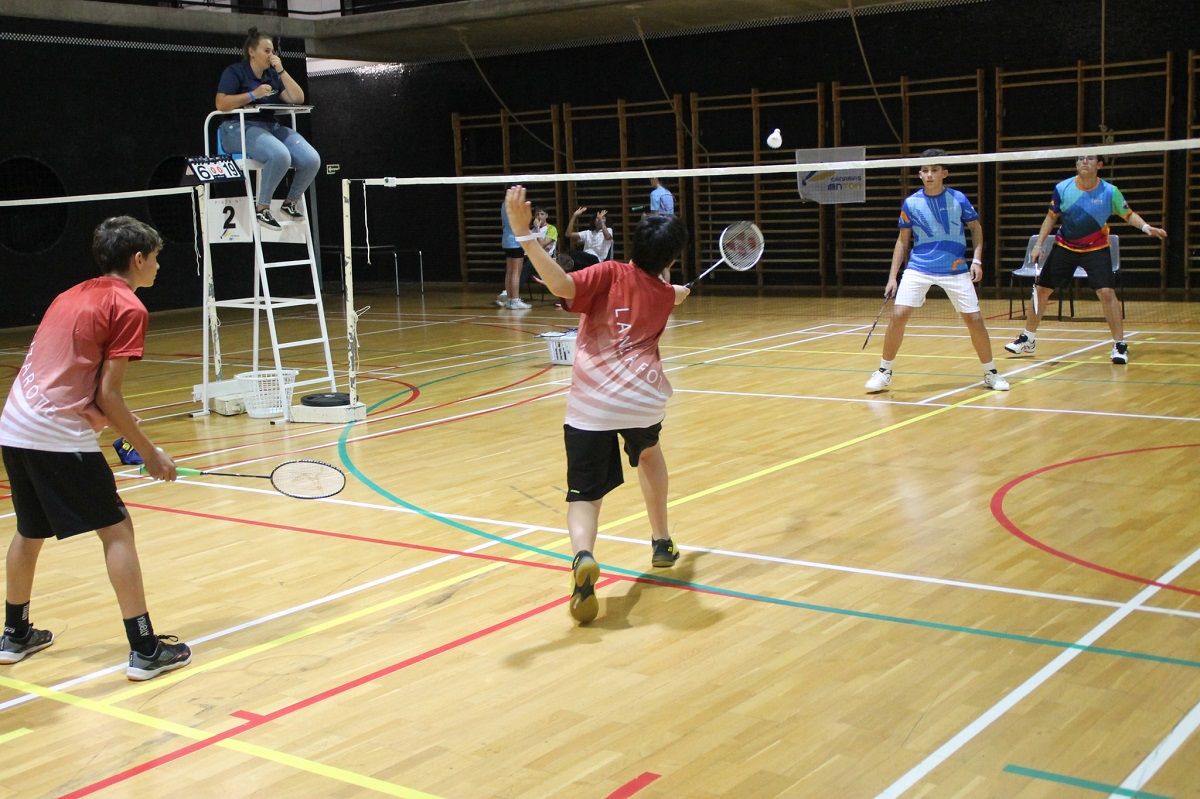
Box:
[795,147,866,204]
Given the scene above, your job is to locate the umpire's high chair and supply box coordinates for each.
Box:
[199,107,335,420]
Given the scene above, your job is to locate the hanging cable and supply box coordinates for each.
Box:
[458,32,565,157]
[632,18,708,156]
[846,0,902,145]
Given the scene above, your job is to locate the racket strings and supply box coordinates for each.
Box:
[269,460,347,499]
[719,222,765,271]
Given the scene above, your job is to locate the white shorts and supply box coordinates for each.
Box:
[895,269,980,314]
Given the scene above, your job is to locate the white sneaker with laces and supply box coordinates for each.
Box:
[1111,342,1129,364]
[1004,333,1036,355]
[865,368,892,393]
[507,298,532,310]
[984,371,1011,391]
[495,291,508,308]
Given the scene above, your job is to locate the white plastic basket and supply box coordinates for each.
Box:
[236,369,299,419]
[544,332,577,365]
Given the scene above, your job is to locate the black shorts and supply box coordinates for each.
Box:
[1038,245,1115,291]
[503,247,524,259]
[2,446,128,539]
[563,422,662,502]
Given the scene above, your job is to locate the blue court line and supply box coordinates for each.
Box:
[340,377,1200,672]
[1004,764,1172,798]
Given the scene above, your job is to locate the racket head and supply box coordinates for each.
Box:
[718,222,765,272]
[269,459,347,499]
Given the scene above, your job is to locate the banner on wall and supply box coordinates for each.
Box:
[794,147,866,204]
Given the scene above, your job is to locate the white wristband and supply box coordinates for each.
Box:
[514,233,539,242]
[1141,223,1151,234]
[971,258,982,265]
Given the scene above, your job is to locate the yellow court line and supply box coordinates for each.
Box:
[602,362,1086,531]
[107,546,562,704]
[0,540,570,795]
[0,727,32,744]
[0,674,435,797]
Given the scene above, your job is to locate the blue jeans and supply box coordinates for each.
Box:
[218,120,320,207]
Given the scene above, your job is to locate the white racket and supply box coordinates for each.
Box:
[142,459,346,499]
[686,221,764,288]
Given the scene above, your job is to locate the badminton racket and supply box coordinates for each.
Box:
[141,459,346,499]
[685,221,764,288]
[1027,242,1043,317]
[862,296,891,350]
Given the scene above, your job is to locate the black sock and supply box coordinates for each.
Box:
[123,613,157,657]
[4,601,30,639]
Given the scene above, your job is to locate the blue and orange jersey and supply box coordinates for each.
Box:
[1049,177,1131,252]
[897,188,979,275]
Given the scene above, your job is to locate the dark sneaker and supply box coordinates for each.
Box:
[127,635,191,681]
[1111,342,1129,364]
[1005,332,1036,355]
[112,437,144,465]
[0,627,54,664]
[651,537,680,568]
[568,551,600,624]
[279,201,305,221]
[255,208,282,231]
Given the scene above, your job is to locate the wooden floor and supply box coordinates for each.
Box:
[1,288,1198,798]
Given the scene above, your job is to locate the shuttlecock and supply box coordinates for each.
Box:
[766,128,782,149]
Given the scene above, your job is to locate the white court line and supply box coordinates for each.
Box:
[918,337,1127,404]
[1113,697,1200,796]
[676,387,1200,423]
[876,544,1200,799]
[0,525,544,712]
[130,479,1200,623]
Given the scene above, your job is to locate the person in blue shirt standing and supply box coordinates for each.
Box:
[1005,154,1166,364]
[865,149,1010,393]
[214,28,320,232]
[648,177,674,217]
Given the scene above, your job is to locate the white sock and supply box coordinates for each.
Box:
[879,359,894,372]
[1023,330,1036,340]
[982,361,996,373]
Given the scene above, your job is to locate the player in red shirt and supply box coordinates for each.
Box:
[506,186,691,624]
[0,217,191,680]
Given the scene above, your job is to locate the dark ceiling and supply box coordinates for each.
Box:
[3,0,955,63]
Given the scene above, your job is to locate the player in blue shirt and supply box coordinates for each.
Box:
[649,178,675,216]
[865,149,1010,393]
[1005,154,1166,364]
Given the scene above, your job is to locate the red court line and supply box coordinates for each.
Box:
[127,501,572,574]
[61,579,617,798]
[375,364,552,414]
[991,443,1200,596]
[607,771,662,798]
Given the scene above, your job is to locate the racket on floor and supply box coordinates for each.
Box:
[685,221,764,288]
[862,296,891,350]
[142,459,346,499]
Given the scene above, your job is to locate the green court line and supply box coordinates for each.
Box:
[336,375,1200,672]
[1004,764,1172,798]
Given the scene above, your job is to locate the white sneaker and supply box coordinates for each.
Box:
[865,368,892,393]
[495,291,509,308]
[1004,333,1036,355]
[984,371,1010,391]
[506,298,532,310]
[1111,342,1129,364]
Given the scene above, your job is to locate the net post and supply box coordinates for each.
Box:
[342,177,358,407]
